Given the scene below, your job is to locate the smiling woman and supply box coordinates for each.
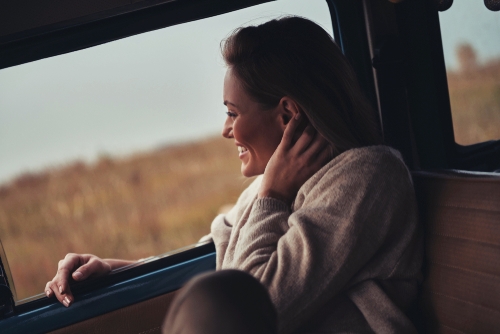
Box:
[221,17,382,155]
[45,15,422,334]
[222,69,286,177]
[190,16,421,334]
[0,0,334,304]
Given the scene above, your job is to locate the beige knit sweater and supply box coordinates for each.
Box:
[210,145,423,334]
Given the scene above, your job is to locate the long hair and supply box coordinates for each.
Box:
[221,16,382,154]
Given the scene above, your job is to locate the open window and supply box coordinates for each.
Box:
[439,2,500,146]
[0,0,335,329]
[437,1,500,171]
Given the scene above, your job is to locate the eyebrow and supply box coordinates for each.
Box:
[223,100,238,108]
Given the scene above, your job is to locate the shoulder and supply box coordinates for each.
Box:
[334,145,406,171]
[297,146,413,202]
[340,145,409,179]
[320,145,409,183]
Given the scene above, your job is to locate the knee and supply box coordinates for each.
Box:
[184,270,271,306]
[188,270,276,324]
[187,270,261,294]
[163,270,277,334]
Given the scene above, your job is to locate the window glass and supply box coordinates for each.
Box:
[0,0,333,301]
[439,1,500,145]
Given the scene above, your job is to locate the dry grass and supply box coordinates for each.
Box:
[0,136,253,300]
[447,58,500,145]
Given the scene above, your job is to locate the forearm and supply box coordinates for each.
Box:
[231,197,290,275]
[103,259,137,270]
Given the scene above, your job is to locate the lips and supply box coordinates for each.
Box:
[236,144,249,159]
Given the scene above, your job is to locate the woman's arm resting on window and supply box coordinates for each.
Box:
[104,258,137,270]
[45,253,136,307]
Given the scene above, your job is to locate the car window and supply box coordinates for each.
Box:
[439,1,500,145]
[0,0,333,302]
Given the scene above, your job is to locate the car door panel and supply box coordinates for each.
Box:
[49,290,178,334]
[0,251,215,334]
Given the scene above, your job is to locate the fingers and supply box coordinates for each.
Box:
[58,253,82,273]
[73,258,108,281]
[296,128,331,172]
[315,143,334,167]
[45,253,112,308]
[281,112,303,147]
[45,253,83,307]
[46,275,74,307]
[282,115,331,165]
[293,124,317,154]
[45,281,54,298]
[304,131,329,157]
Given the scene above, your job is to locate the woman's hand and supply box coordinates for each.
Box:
[45,253,112,307]
[258,113,332,205]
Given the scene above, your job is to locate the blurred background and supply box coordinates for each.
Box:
[0,0,498,300]
[439,0,500,145]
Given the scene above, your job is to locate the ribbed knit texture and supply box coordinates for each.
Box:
[211,146,423,334]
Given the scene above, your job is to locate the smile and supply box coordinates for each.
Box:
[237,146,248,158]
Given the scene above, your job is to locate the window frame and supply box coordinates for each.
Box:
[1,243,216,333]
[363,0,500,172]
[0,0,273,70]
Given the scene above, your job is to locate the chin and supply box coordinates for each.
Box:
[240,164,263,178]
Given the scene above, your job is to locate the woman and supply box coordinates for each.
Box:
[47,16,422,333]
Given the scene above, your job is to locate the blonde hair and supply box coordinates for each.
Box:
[222,16,382,154]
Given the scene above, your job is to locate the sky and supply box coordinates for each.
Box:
[439,0,500,69]
[0,0,332,185]
[0,0,498,184]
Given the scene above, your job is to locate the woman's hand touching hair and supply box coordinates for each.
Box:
[258,113,332,205]
[45,254,134,307]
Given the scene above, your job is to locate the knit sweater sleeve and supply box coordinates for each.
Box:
[227,149,417,333]
[211,176,262,268]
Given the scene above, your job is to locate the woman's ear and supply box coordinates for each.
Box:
[277,97,300,128]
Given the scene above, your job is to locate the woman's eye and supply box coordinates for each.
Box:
[226,111,237,118]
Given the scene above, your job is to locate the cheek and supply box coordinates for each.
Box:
[260,122,284,149]
[232,120,250,142]
[268,128,284,147]
[233,116,283,161]
[253,128,283,161]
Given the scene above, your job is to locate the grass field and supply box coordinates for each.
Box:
[448,58,500,145]
[0,136,253,300]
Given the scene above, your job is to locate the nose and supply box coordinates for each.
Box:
[222,117,233,139]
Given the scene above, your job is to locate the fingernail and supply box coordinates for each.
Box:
[295,113,301,120]
[63,299,69,307]
[64,297,71,306]
[46,290,51,297]
[59,286,63,294]
[73,271,83,280]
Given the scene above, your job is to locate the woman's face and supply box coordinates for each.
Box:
[222,69,285,177]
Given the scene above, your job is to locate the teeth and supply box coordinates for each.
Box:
[238,146,248,154]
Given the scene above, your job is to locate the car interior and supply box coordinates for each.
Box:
[0,0,499,333]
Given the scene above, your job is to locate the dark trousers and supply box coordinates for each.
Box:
[162,270,277,334]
